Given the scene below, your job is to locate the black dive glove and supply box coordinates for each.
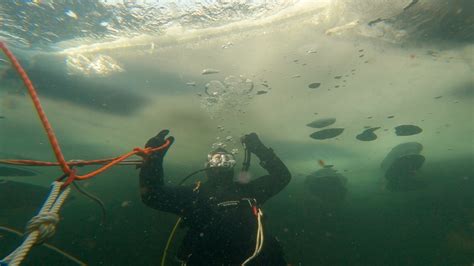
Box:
[143,129,175,164]
[241,132,269,156]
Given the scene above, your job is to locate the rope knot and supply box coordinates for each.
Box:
[25,212,59,244]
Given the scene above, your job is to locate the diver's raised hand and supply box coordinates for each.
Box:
[241,132,266,154]
[139,130,174,189]
[145,129,175,160]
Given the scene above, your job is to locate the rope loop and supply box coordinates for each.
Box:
[133,147,152,158]
[25,212,60,244]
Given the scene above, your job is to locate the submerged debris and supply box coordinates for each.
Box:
[310,128,344,140]
[308,82,321,89]
[306,118,336,128]
[356,127,380,141]
[395,125,423,136]
[201,68,220,75]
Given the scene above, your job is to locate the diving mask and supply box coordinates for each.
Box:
[206,152,236,168]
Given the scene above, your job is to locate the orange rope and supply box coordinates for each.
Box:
[0,41,71,175]
[0,41,170,186]
[0,158,143,166]
[0,145,168,167]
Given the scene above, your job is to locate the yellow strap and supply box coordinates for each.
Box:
[161,180,201,266]
[161,217,182,266]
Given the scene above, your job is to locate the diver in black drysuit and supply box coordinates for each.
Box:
[139,130,291,265]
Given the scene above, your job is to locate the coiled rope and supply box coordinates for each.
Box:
[1,181,71,266]
[0,226,86,265]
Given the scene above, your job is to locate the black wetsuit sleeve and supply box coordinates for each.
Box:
[139,156,195,215]
[248,147,291,203]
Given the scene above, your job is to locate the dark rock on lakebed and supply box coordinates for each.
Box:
[306,118,336,128]
[308,82,321,89]
[310,128,344,140]
[395,125,423,136]
[356,127,380,141]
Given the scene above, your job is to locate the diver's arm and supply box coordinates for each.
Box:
[139,157,194,215]
[241,133,291,202]
[139,130,194,215]
[248,147,291,202]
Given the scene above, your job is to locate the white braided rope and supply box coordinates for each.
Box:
[1,181,70,266]
[242,209,264,266]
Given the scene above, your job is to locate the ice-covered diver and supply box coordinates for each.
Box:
[138,130,291,265]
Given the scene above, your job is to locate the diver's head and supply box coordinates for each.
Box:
[205,148,236,182]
